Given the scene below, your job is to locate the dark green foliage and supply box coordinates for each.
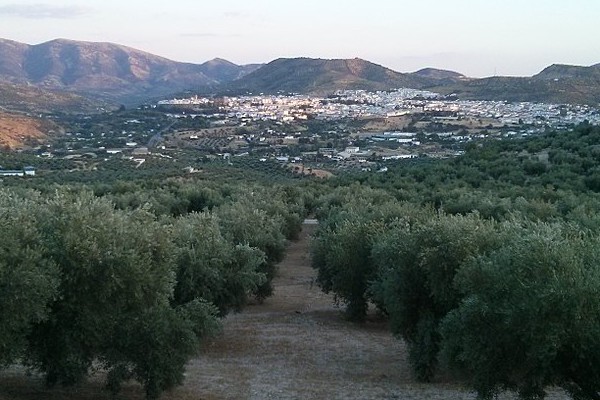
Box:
[0,191,59,366]
[0,142,314,398]
[215,195,289,300]
[0,184,299,399]
[333,124,600,223]
[171,213,266,315]
[242,124,600,399]
[106,301,219,400]
[310,124,600,399]
[409,312,439,382]
[23,193,194,392]
[0,190,284,398]
[441,224,600,400]
[584,169,600,192]
[314,183,396,221]
[104,180,227,216]
[311,187,431,321]
[370,213,501,380]
[312,219,383,320]
[523,160,547,176]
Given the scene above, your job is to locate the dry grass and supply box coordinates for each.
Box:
[288,164,334,179]
[360,115,413,132]
[0,225,570,400]
[0,112,50,149]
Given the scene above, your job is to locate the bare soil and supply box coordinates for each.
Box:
[0,112,49,149]
[0,224,569,400]
[288,164,334,179]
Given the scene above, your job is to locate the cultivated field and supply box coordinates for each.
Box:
[0,224,570,400]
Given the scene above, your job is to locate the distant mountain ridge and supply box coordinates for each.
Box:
[430,63,600,105]
[220,57,462,95]
[218,58,600,105]
[0,37,599,109]
[412,67,467,81]
[0,38,258,105]
[534,63,600,80]
[199,58,263,83]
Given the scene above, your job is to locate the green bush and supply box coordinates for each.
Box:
[312,218,384,320]
[312,197,432,321]
[0,191,59,366]
[441,224,600,400]
[171,212,266,315]
[371,212,501,380]
[0,191,222,399]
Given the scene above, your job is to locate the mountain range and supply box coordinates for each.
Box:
[0,38,599,111]
[216,57,467,95]
[427,64,600,105]
[0,38,261,106]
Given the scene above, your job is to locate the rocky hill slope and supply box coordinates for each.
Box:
[221,57,449,94]
[0,38,256,104]
[0,111,58,149]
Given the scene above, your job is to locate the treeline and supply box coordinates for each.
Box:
[312,124,600,400]
[335,122,600,221]
[0,182,312,399]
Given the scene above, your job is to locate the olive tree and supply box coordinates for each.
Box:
[312,218,384,320]
[311,199,431,321]
[171,212,266,315]
[22,192,220,399]
[371,212,501,380]
[215,200,287,300]
[441,224,600,400]
[0,190,58,366]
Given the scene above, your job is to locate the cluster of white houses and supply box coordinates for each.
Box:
[160,89,600,127]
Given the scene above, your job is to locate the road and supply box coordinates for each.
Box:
[146,120,177,148]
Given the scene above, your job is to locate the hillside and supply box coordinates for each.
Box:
[221,57,441,95]
[199,58,263,83]
[534,63,600,80]
[0,111,58,149]
[222,58,600,104]
[412,67,467,81]
[0,82,109,113]
[425,63,600,104]
[0,38,256,104]
[432,71,600,105]
[1,37,599,106]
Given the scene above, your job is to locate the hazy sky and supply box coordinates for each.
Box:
[1,0,599,77]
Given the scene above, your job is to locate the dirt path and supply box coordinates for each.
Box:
[175,223,570,400]
[0,224,569,400]
[175,223,415,400]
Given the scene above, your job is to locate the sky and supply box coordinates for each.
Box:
[0,0,599,78]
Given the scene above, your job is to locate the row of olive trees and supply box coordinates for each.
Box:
[311,187,600,400]
[0,184,307,399]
